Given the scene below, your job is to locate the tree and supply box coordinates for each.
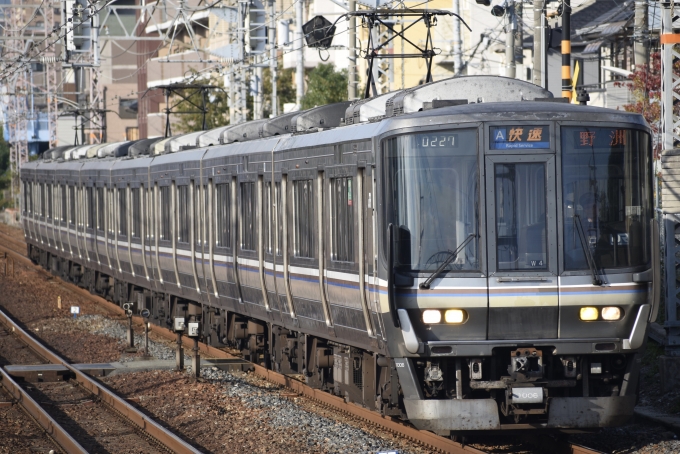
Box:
[616,51,680,157]
[301,64,347,109]
[173,76,230,134]
[262,67,296,118]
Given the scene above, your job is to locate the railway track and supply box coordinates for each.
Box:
[0,281,202,453]
[0,226,606,454]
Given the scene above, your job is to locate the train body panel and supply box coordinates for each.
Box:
[20,85,658,433]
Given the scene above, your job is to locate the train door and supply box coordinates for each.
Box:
[484,150,559,340]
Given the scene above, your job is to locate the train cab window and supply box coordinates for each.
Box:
[494,163,547,270]
[331,177,354,262]
[97,188,105,231]
[216,183,231,248]
[177,185,189,243]
[68,186,76,225]
[293,179,314,258]
[561,127,652,270]
[383,129,479,271]
[160,186,171,241]
[131,188,141,238]
[118,189,128,236]
[241,182,256,251]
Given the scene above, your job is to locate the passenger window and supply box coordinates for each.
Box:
[331,177,354,262]
[264,182,272,254]
[216,183,231,248]
[495,163,547,270]
[293,179,314,258]
[177,185,189,243]
[118,188,128,236]
[160,186,171,241]
[193,185,202,246]
[61,185,67,222]
[46,184,53,220]
[85,187,93,228]
[131,188,141,238]
[241,182,256,251]
[97,188,104,231]
[68,186,76,225]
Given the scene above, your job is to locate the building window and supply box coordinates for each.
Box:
[216,183,231,248]
[331,177,354,262]
[241,182,256,251]
[160,186,171,240]
[131,187,141,238]
[293,179,314,258]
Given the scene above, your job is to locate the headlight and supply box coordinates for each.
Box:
[579,307,599,321]
[444,309,465,324]
[422,310,441,324]
[601,306,622,321]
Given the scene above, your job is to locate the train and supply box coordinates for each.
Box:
[19,75,660,435]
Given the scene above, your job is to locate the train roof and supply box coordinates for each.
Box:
[24,76,649,175]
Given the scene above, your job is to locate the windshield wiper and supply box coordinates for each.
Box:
[574,214,603,286]
[419,233,477,290]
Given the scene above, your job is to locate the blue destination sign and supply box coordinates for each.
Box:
[490,126,550,150]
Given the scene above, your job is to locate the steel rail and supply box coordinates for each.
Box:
[0,298,202,454]
[0,367,87,454]
[0,228,605,454]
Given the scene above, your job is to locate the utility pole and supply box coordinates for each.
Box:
[505,0,516,78]
[295,0,305,108]
[514,1,523,79]
[561,0,572,100]
[532,0,544,87]
[634,0,649,70]
[452,0,463,75]
[348,0,357,99]
[269,0,277,117]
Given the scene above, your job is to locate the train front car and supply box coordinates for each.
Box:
[378,102,658,433]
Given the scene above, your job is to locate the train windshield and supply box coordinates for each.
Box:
[383,129,479,271]
[561,127,652,270]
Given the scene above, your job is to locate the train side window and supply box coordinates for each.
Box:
[46,184,53,220]
[68,186,76,225]
[293,179,314,258]
[276,182,282,256]
[160,186,171,240]
[131,187,141,238]
[177,185,189,243]
[193,184,202,246]
[61,185,67,222]
[86,187,94,228]
[264,182,273,254]
[118,188,128,236]
[331,177,354,262]
[241,182,256,251]
[97,187,104,231]
[216,183,231,248]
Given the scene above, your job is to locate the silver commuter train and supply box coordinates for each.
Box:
[20,76,660,434]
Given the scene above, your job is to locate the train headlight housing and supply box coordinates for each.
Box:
[579,307,599,321]
[422,310,442,324]
[444,309,465,324]
[601,306,622,321]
